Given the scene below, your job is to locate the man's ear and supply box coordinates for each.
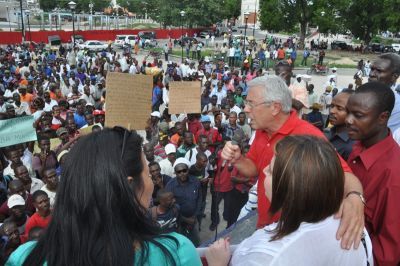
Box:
[378,111,390,125]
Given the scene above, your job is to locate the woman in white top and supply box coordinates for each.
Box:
[206,135,373,266]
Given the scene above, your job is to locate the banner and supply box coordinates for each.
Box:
[169,81,201,114]
[105,72,153,130]
[0,116,37,148]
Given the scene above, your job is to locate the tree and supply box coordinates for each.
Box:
[259,0,319,48]
[339,0,399,44]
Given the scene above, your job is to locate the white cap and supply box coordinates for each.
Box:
[332,67,337,71]
[7,194,25,209]
[296,74,302,78]
[165,143,176,155]
[173,157,190,169]
[205,58,210,63]
[150,111,161,118]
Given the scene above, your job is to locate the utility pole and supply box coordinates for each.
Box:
[19,0,25,42]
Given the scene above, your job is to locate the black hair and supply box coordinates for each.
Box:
[340,89,355,95]
[196,152,208,160]
[356,82,395,115]
[378,53,400,75]
[23,129,178,266]
[156,188,172,201]
[148,161,160,168]
[32,190,48,202]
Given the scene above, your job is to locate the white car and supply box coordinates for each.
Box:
[392,43,400,53]
[113,35,137,48]
[78,41,108,51]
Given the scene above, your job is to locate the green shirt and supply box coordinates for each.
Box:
[6,232,201,266]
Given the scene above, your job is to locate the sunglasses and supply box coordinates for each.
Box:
[113,126,131,159]
[176,168,188,174]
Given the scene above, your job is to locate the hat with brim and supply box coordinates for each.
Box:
[7,194,25,209]
[150,111,161,118]
[173,157,190,169]
[200,115,211,123]
[165,143,176,155]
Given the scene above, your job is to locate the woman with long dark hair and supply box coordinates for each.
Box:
[7,128,201,265]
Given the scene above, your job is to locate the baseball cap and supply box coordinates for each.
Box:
[165,143,176,155]
[56,127,68,137]
[150,111,161,118]
[7,194,25,209]
[173,157,190,169]
[200,115,211,123]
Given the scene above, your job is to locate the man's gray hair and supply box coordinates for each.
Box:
[248,75,292,113]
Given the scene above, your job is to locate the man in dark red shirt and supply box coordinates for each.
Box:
[346,82,400,265]
[222,75,365,250]
[209,150,234,231]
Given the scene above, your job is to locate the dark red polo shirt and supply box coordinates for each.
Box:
[213,151,234,193]
[348,133,400,265]
[195,128,222,153]
[246,111,352,228]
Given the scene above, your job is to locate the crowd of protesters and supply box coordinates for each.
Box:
[0,36,399,266]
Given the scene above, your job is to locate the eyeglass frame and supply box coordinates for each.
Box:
[243,100,273,109]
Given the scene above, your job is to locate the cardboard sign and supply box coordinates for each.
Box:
[105,73,153,130]
[169,81,201,114]
[0,116,37,148]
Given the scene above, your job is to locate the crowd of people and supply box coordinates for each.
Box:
[0,36,399,266]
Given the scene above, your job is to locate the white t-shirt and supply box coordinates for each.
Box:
[40,185,57,209]
[159,158,176,178]
[44,100,58,112]
[231,216,373,266]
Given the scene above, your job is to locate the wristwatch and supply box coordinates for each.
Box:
[346,191,366,205]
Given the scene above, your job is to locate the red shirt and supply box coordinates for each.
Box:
[195,128,222,153]
[247,111,352,228]
[188,119,202,136]
[348,134,400,265]
[24,212,51,241]
[213,151,234,192]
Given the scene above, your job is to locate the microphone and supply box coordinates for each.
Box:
[221,128,245,171]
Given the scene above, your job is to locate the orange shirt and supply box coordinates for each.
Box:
[277,49,285,59]
[20,93,34,104]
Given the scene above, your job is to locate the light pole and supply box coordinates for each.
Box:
[253,0,257,37]
[19,0,25,42]
[180,10,185,63]
[68,1,77,47]
[89,2,93,30]
[26,10,31,42]
[244,12,249,53]
[6,6,11,32]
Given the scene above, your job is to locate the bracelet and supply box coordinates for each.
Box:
[346,191,366,205]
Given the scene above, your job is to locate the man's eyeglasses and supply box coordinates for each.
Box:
[176,168,188,174]
[243,100,272,109]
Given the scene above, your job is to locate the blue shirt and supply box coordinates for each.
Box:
[325,126,354,161]
[74,113,87,129]
[166,176,202,217]
[6,233,201,266]
[152,86,162,105]
[388,87,400,132]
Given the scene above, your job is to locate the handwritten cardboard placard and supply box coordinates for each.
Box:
[169,81,201,114]
[105,73,153,130]
[0,116,37,148]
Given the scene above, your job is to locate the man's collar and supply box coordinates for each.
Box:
[352,131,396,170]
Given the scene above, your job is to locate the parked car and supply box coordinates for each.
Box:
[72,35,85,45]
[199,31,214,38]
[47,35,61,51]
[368,43,385,53]
[79,40,108,51]
[331,40,349,50]
[383,45,395,53]
[113,35,137,48]
[138,31,156,40]
[177,37,204,47]
[392,43,400,53]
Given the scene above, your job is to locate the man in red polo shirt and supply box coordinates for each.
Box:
[222,75,365,250]
[346,82,400,265]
